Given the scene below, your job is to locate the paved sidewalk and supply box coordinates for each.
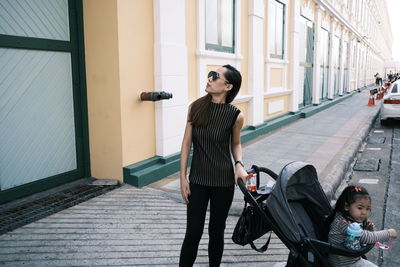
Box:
[0,88,381,266]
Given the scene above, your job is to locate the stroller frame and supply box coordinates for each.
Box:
[238,162,373,267]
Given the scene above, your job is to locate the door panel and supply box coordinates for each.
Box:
[0,0,70,41]
[0,49,77,190]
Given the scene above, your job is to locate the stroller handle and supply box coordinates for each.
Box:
[245,165,278,188]
[237,178,261,208]
[238,165,278,206]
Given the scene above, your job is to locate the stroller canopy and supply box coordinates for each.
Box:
[266,161,331,243]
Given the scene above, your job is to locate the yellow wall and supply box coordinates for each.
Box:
[270,68,283,88]
[83,0,123,180]
[240,0,249,96]
[186,0,197,102]
[286,2,293,88]
[117,0,155,167]
[207,65,222,72]
[233,102,248,127]
[263,95,289,120]
[83,0,155,181]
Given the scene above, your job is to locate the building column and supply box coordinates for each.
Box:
[248,0,265,126]
[153,0,188,156]
[327,19,335,99]
[288,0,300,112]
[364,49,369,86]
[338,29,345,95]
[347,35,355,92]
[354,39,360,90]
[312,5,321,104]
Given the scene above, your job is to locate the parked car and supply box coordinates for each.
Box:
[380,80,400,125]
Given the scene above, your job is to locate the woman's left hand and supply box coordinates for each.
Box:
[234,164,248,185]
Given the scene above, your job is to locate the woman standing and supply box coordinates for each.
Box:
[179,65,248,266]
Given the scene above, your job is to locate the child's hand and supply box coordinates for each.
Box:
[388,229,397,239]
[365,220,376,231]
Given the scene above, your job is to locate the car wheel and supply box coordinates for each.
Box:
[380,119,388,126]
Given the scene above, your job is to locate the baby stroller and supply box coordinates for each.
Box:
[236,161,374,267]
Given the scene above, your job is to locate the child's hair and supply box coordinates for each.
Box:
[324,185,371,236]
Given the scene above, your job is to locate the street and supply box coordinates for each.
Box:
[339,119,400,267]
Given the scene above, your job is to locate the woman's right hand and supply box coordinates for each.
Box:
[388,229,397,239]
[180,178,191,204]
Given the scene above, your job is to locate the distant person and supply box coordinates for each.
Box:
[388,71,393,81]
[374,73,382,86]
[179,64,248,266]
[325,185,397,267]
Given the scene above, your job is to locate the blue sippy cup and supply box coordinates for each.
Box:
[344,222,362,250]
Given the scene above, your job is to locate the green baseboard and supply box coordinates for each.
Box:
[0,171,83,205]
[123,154,192,187]
[300,92,355,118]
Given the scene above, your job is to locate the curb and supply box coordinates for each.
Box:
[321,107,381,200]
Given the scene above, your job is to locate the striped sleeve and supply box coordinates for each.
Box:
[360,229,390,245]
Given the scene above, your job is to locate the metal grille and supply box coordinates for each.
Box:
[0,184,120,235]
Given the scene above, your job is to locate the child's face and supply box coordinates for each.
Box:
[345,197,371,223]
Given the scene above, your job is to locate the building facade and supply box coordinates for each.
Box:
[0,0,393,202]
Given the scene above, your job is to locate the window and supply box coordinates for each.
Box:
[298,16,314,107]
[205,0,235,53]
[269,0,285,59]
[392,84,398,93]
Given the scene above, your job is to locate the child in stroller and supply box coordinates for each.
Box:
[326,185,397,267]
[235,161,381,267]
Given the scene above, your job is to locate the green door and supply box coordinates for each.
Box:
[299,16,313,107]
[0,0,89,203]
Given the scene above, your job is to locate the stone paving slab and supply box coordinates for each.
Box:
[0,185,287,266]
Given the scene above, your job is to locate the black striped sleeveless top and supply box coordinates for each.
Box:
[189,102,241,187]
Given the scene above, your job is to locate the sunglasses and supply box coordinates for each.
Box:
[208,71,229,84]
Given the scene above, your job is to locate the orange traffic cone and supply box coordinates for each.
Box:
[376,88,383,100]
[367,93,375,106]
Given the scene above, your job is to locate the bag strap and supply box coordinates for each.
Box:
[249,232,272,253]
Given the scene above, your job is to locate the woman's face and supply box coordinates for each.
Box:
[345,197,371,223]
[205,67,232,96]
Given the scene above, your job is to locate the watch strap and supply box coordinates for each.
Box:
[234,160,244,167]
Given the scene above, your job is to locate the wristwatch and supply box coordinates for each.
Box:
[234,160,244,167]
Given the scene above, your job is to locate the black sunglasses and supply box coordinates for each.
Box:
[208,71,229,84]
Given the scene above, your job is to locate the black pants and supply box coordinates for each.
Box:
[179,183,234,267]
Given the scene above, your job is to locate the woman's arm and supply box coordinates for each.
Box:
[231,112,248,184]
[180,120,192,204]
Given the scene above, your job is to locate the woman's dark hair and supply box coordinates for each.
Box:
[223,64,242,103]
[324,185,371,235]
[189,64,242,127]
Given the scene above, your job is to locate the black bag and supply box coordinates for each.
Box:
[232,202,272,252]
